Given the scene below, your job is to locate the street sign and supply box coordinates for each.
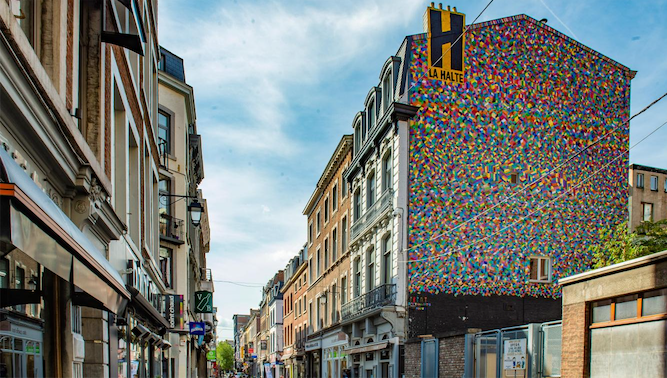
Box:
[206,350,216,361]
[189,322,206,335]
[195,291,213,313]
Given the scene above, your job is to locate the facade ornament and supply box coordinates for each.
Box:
[89,177,109,203]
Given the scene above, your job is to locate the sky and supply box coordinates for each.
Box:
[157,0,667,340]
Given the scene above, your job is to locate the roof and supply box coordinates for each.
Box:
[629,164,667,175]
[559,250,667,286]
[410,14,633,75]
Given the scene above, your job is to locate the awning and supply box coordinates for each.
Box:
[0,148,130,314]
[281,351,293,360]
[128,286,170,331]
[344,341,388,355]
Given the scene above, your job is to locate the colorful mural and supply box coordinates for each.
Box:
[407,15,631,298]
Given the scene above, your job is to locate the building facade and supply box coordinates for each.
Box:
[629,164,667,230]
[304,135,355,378]
[233,313,251,370]
[402,7,633,377]
[281,246,308,378]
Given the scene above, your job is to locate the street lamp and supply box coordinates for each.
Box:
[160,194,205,227]
[188,199,204,227]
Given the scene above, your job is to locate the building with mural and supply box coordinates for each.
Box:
[401,6,633,377]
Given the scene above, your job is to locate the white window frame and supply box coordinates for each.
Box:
[529,256,551,283]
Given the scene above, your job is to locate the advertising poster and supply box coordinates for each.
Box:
[503,339,526,370]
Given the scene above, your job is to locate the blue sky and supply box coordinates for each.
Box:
[158,0,667,339]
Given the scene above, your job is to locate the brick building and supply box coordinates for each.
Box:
[629,164,667,229]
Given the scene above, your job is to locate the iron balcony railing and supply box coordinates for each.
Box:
[341,284,396,321]
[159,213,184,243]
[351,189,392,241]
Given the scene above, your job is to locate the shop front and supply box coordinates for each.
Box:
[305,339,321,378]
[322,329,349,378]
[1,145,131,377]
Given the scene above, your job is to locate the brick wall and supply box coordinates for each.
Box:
[439,335,465,378]
[404,342,421,378]
[561,302,588,378]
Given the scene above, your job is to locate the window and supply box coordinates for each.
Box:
[158,110,171,155]
[382,73,392,111]
[71,304,82,334]
[382,153,392,192]
[159,247,173,288]
[366,248,375,292]
[316,211,321,234]
[324,198,329,223]
[316,249,321,277]
[0,259,8,288]
[382,235,392,285]
[339,221,347,258]
[354,189,361,221]
[355,123,361,153]
[354,258,361,297]
[665,178,667,193]
[510,173,518,184]
[332,228,338,262]
[361,116,367,141]
[342,176,348,198]
[591,289,667,326]
[324,239,329,271]
[158,178,170,216]
[421,339,439,378]
[636,173,644,188]
[643,203,653,222]
[309,258,313,284]
[309,222,313,245]
[332,184,338,211]
[367,172,376,208]
[650,175,658,191]
[341,276,347,304]
[12,0,37,46]
[368,100,375,130]
[529,256,550,282]
[332,283,337,323]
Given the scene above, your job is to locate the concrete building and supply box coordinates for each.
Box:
[560,250,667,377]
[157,45,214,378]
[281,246,308,378]
[304,135,354,378]
[629,164,667,230]
[0,0,177,377]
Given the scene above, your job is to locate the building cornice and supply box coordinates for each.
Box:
[303,135,353,215]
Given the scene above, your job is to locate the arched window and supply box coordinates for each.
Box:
[382,71,392,112]
[382,152,392,192]
[366,247,375,292]
[366,172,376,208]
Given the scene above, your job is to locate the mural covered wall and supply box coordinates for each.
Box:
[407,15,631,298]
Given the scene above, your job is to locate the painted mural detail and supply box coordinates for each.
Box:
[407,16,631,298]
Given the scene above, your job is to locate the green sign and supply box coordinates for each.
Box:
[207,350,216,361]
[195,291,213,313]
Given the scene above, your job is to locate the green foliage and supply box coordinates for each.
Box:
[590,220,667,268]
[216,342,234,371]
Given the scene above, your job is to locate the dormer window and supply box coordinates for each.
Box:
[368,99,375,130]
[382,72,392,112]
[354,122,361,153]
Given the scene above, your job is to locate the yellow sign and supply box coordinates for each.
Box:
[427,6,466,84]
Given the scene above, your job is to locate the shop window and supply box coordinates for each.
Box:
[0,258,8,288]
[529,256,550,282]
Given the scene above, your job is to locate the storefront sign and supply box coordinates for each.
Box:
[189,322,206,335]
[305,340,321,351]
[427,5,466,84]
[207,350,216,361]
[163,294,184,330]
[503,339,527,370]
[195,291,214,313]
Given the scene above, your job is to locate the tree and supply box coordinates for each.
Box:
[216,342,234,372]
[590,219,667,268]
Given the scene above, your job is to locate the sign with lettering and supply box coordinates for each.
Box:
[163,295,184,330]
[503,339,527,371]
[427,5,466,84]
[189,322,206,335]
[195,291,213,313]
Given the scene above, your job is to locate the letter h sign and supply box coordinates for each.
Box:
[427,7,465,79]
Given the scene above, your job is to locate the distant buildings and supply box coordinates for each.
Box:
[629,164,667,229]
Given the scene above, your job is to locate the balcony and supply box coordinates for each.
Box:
[159,214,185,244]
[351,189,392,241]
[341,284,396,321]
